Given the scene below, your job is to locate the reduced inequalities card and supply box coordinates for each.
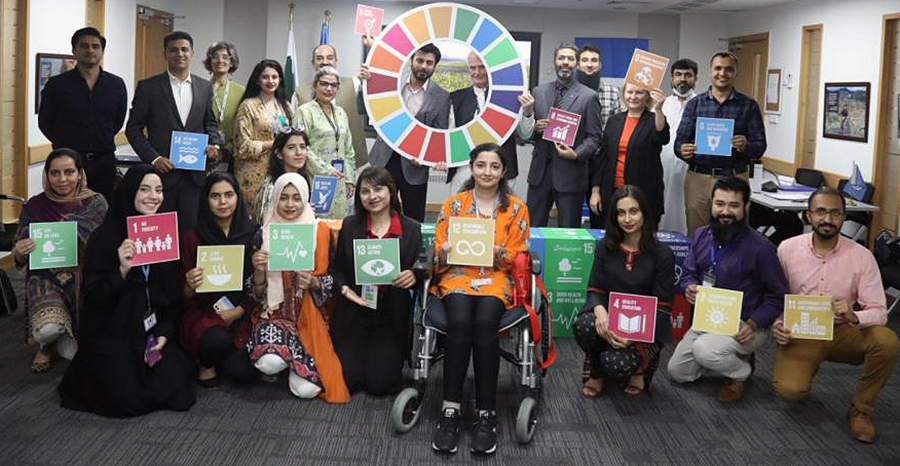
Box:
[311,176,339,215]
[170,131,208,171]
[695,117,735,156]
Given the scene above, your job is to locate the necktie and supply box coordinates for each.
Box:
[554,84,567,108]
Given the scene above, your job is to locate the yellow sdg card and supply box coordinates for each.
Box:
[692,286,743,335]
[783,294,834,341]
[197,245,245,293]
[448,217,495,267]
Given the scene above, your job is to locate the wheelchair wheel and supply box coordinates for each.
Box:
[540,298,551,376]
[391,387,423,433]
[515,396,538,444]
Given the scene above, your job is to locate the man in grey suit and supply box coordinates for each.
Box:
[125,31,222,233]
[522,44,601,227]
[359,43,450,222]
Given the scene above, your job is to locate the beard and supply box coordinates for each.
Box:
[575,69,600,90]
[672,83,694,97]
[813,222,840,240]
[710,215,744,245]
[412,67,434,83]
[556,66,573,82]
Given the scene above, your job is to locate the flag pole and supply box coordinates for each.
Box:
[289,2,294,25]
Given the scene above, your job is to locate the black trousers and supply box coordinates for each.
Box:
[442,294,505,410]
[84,152,117,202]
[386,153,427,222]
[333,297,406,396]
[527,167,583,228]
[573,312,662,380]
[161,176,201,233]
[197,326,255,383]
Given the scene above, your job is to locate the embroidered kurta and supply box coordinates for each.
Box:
[295,100,356,219]
[234,97,291,210]
[211,79,245,153]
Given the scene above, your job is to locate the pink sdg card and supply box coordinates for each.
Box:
[542,107,581,147]
[355,4,385,36]
[127,212,180,266]
[608,291,658,343]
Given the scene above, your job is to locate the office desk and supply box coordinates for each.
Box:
[751,191,879,212]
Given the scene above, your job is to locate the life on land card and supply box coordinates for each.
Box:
[695,117,735,156]
[170,131,209,171]
[127,212,180,266]
[608,292,658,343]
[353,238,401,285]
[542,107,581,146]
[692,286,743,335]
[355,4,385,36]
[29,221,78,270]
[624,48,669,91]
[268,223,316,271]
[196,245,244,293]
[311,176,339,215]
[783,294,834,341]
[447,217,495,267]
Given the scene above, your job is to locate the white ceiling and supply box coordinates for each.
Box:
[380,0,805,13]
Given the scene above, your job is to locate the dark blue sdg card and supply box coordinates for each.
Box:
[311,176,338,215]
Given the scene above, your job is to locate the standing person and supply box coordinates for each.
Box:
[180,172,258,388]
[203,41,244,172]
[58,165,196,417]
[254,129,312,223]
[675,52,766,237]
[12,149,108,373]
[125,31,223,234]
[773,188,899,443]
[295,66,356,219]
[329,167,422,396]
[523,44,601,228]
[658,59,698,234]
[38,27,127,200]
[573,185,674,397]
[591,83,669,227]
[430,143,530,455]
[296,44,369,168]
[234,59,295,211]
[667,176,788,403]
[359,43,450,222]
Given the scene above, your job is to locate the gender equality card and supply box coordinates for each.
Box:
[695,117,735,156]
[447,217,495,267]
[29,221,78,270]
[311,176,339,215]
[355,4,385,36]
[692,286,743,335]
[197,245,245,293]
[624,48,669,91]
[268,223,316,271]
[608,292,658,343]
[783,294,834,341]
[170,131,209,171]
[353,238,401,285]
[542,107,581,147]
[127,212,180,266]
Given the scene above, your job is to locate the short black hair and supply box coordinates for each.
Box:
[554,43,578,60]
[670,58,698,76]
[577,44,601,61]
[414,43,441,64]
[808,187,846,212]
[71,27,106,51]
[710,51,738,66]
[164,31,194,50]
[711,176,751,204]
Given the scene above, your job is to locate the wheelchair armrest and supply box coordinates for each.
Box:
[530,253,542,276]
[413,248,435,274]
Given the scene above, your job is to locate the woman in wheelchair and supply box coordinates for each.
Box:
[249,173,349,402]
[573,185,675,397]
[13,149,108,373]
[329,167,423,396]
[430,143,530,455]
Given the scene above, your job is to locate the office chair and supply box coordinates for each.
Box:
[837,179,876,245]
[874,230,900,315]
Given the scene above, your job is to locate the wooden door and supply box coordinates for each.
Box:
[134,5,173,84]
[795,25,823,169]
[872,15,900,237]
[728,33,769,105]
[86,0,105,32]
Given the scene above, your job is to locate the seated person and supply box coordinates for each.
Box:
[253,129,312,223]
[249,173,349,402]
[13,149,108,372]
[773,188,899,443]
[430,143,530,455]
[574,185,675,397]
[58,165,195,417]
[180,172,259,388]
[329,167,422,396]
[667,176,788,403]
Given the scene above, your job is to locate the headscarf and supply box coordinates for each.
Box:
[101,164,160,240]
[195,172,259,284]
[261,172,316,310]
[42,156,98,203]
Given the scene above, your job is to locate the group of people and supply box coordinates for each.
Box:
[13,24,897,456]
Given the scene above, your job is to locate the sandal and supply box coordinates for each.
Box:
[581,378,604,398]
[198,375,220,389]
[30,350,53,374]
[623,375,647,397]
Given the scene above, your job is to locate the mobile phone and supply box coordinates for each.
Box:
[145,335,162,367]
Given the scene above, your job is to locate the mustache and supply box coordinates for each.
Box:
[817,223,836,229]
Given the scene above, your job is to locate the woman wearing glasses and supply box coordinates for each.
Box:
[203,41,244,171]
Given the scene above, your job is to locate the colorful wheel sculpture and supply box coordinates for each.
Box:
[362,3,527,167]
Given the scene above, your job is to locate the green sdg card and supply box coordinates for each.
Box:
[447,217,495,267]
[29,221,78,270]
[784,294,834,341]
[268,224,316,271]
[197,245,245,293]
[353,238,401,285]
[692,286,743,335]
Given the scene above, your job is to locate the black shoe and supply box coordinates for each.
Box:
[432,407,460,454]
[470,410,498,455]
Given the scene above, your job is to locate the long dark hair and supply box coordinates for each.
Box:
[353,166,403,218]
[240,59,293,125]
[268,129,310,185]
[460,142,511,212]
[603,185,659,253]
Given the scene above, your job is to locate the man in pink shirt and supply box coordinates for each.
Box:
[774,188,899,443]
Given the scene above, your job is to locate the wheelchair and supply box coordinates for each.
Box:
[390,250,553,444]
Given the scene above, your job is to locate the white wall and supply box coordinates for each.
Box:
[678,12,729,93]
[175,0,225,78]
[223,0,267,86]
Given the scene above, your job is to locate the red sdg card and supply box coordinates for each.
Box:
[127,212,180,266]
[542,107,581,146]
[608,291,658,343]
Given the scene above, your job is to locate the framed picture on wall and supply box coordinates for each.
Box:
[765,68,782,114]
[822,82,870,143]
[35,53,76,114]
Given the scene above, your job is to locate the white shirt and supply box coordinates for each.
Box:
[401,77,428,116]
[168,70,193,126]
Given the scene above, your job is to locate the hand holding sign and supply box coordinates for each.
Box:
[447,218,495,267]
[543,107,581,147]
[625,49,669,91]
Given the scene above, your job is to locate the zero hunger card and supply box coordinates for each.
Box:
[608,292,658,343]
[170,131,209,171]
[29,221,78,270]
[127,212,180,266]
[353,238,401,285]
[197,245,245,293]
[695,117,735,156]
[624,48,669,91]
[783,294,834,341]
[268,223,316,271]
[542,107,581,146]
[447,217,495,267]
[692,286,743,335]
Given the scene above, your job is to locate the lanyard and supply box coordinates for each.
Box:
[141,265,152,314]
[318,101,340,144]
[708,238,734,270]
[260,97,286,135]
[214,80,230,124]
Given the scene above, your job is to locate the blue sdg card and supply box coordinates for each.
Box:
[170,131,209,171]
[695,117,735,157]
[311,176,338,215]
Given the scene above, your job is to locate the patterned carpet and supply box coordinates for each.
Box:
[1,265,899,465]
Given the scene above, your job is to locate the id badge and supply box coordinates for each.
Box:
[213,295,235,314]
[143,312,157,332]
[702,271,716,287]
[471,277,492,288]
[331,159,345,173]
[361,284,378,310]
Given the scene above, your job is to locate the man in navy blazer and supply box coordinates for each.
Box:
[522,44,601,228]
[125,31,222,232]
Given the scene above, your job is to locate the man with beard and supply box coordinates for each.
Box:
[359,43,450,222]
[772,188,898,443]
[524,44,601,227]
[658,59,698,234]
[668,176,788,403]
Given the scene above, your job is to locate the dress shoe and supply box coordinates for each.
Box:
[717,379,745,403]
[847,406,875,443]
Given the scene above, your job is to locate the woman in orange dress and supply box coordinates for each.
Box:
[430,143,530,456]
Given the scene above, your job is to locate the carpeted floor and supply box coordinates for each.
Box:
[1,265,899,465]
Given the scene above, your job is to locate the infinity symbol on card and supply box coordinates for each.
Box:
[455,240,486,256]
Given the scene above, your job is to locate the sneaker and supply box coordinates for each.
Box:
[432,407,460,454]
[470,410,498,454]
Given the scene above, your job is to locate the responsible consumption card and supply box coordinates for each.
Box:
[448,217,495,267]
[29,221,78,270]
[353,238,401,285]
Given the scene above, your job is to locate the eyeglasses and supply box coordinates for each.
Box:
[317,81,340,89]
[211,53,231,60]
[810,208,844,219]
